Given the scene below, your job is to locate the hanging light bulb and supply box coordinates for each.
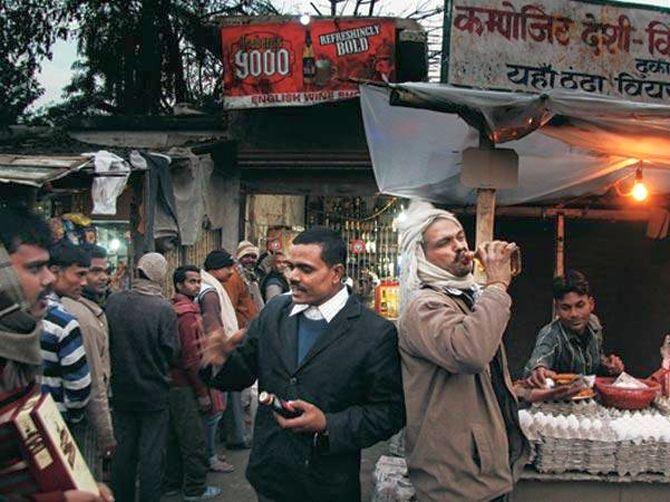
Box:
[396,210,407,223]
[631,168,649,202]
[299,13,311,26]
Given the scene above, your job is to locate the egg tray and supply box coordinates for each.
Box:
[532,438,670,476]
[524,401,670,476]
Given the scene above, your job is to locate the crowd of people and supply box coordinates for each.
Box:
[0,202,625,502]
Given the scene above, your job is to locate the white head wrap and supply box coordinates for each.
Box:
[398,200,476,309]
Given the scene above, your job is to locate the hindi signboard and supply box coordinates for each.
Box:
[221,18,396,109]
[443,0,670,102]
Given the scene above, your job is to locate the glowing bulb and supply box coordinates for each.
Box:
[299,14,311,26]
[109,238,121,252]
[632,181,649,202]
[631,167,649,202]
[396,211,407,223]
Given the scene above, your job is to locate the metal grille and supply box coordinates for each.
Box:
[305,195,404,306]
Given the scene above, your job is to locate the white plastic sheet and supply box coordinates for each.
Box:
[89,150,131,215]
[360,85,670,205]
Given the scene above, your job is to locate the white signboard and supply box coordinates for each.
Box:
[445,0,670,102]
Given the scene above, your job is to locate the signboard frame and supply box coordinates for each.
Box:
[440,0,670,102]
[221,17,397,109]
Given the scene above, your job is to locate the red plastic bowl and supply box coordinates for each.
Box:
[594,377,661,410]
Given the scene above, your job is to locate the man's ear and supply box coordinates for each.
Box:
[588,296,595,311]
[332,263,345,283]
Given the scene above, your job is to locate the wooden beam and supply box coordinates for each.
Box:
[451,206,652,222]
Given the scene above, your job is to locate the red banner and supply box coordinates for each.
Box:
[221,18,396,109]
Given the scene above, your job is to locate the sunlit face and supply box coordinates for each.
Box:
[10,244,55,319]
[209,266,234,284]
[287,244,344,305]
[176,271,202,298]
[86,257,110,295]
[422,218,471,277]
[51,263,88,300]
[239,253,258,269]
[555,292,595,334]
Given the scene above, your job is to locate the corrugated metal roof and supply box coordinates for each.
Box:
[0,155,92,187]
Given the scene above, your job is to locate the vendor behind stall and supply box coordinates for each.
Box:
[525,270,624,387]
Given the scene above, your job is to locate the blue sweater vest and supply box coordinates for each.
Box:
[297,315,329,364]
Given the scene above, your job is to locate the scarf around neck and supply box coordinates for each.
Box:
[132,278,164,297]
[399,200,476,309]
[0,310,43,366]
[200,269,239,335]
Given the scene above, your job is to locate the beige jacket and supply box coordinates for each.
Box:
[62,297,114,448]
[398,286,529,501]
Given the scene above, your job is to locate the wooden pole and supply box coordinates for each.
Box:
[555,212,565,277]
[474,132,496,284]
[474,188,496,284]
[475,188,496,247]
[552,212,565,318]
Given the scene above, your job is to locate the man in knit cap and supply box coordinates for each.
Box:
[197,249,238,472]
[106,252,179,502]
[397,200,529,501]
[236,240,264,311]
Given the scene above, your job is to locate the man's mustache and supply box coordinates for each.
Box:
[38,288,51,301]
[290,281,307,292]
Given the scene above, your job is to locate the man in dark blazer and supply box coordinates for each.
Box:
[202,227,405,501]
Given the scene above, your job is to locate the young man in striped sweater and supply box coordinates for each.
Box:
[41,241,92,425]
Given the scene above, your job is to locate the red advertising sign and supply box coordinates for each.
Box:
[221,18,396,109]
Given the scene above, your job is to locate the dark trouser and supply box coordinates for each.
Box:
[223,390,246,446]
[257,493,276,502]
[70,417,101,480]
[111,408,169,502]
[164,387,208,496]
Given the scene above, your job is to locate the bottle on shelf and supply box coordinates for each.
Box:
[302,29,316,86]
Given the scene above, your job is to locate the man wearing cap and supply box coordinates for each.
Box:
[105,252,179,502]
[237,240,264,311]
[197,250,238,472]
[397,201,529,501]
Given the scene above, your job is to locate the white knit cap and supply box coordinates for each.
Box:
[137,252,168,283]
[237,240,260,260]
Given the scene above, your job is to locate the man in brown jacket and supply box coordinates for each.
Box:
[397,201,529,501]
[61,244,115,478]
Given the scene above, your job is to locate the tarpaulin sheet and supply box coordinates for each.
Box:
[360,84,670,205]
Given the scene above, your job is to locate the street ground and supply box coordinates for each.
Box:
[163,441,387,501]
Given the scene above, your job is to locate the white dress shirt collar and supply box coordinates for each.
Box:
[289,285,350,323]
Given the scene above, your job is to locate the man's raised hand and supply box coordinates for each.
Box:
[201,328,246,366]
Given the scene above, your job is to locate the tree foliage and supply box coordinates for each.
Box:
[48,0,279,119]
[15,0,441,124]
[0,0,67,127]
